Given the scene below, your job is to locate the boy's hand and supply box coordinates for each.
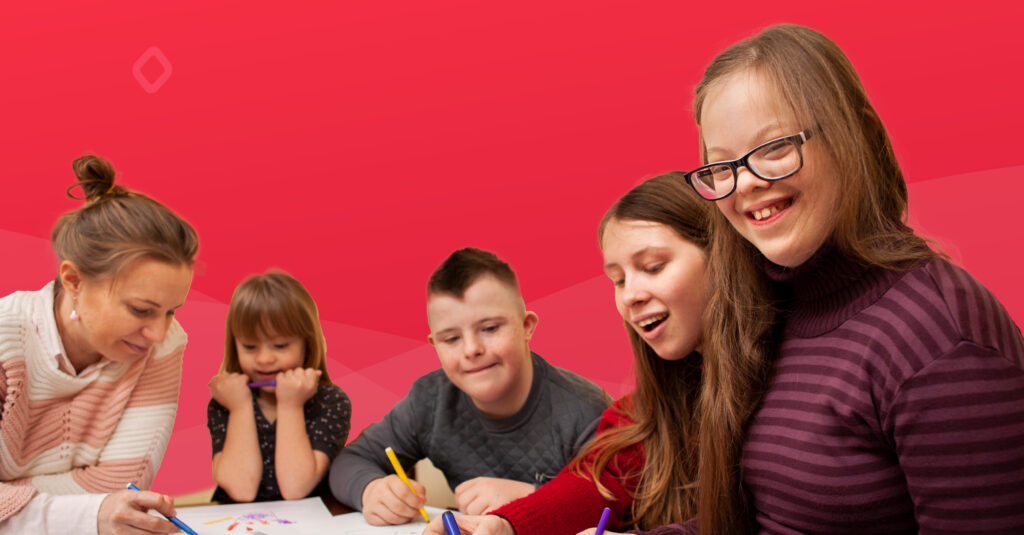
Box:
[208,372,252,411]
[454,477,534,515]
[362,475,427,526]
[421,513,515,535]
[97,489,179,535]
[274,368,321,408]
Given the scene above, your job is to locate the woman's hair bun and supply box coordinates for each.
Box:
[70,154,120,201]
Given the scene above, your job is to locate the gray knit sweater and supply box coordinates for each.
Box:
[329,352,610,510]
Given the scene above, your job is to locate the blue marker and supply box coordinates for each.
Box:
[248,380,276,388]
[442,511,460,535]
[125,483,198,535]
[594,507,612,535]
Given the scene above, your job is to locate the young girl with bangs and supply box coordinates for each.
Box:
[422,172,710,535]
[207,271,351,503]
[643,24,1023,534]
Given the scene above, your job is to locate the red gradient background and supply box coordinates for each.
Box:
[2,1,1021,496]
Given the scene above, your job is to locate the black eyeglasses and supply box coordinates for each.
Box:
[683,129,815,201]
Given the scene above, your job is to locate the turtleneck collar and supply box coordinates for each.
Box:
[765,245,904,338]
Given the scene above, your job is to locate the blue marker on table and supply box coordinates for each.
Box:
[442,511,460,535]
[594,507,612,535]
[125,483,198,535]
[248,380,276,388]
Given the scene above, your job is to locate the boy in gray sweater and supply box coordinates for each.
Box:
[329,248,609,525]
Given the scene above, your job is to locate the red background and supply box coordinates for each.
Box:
[2,1,1022,496]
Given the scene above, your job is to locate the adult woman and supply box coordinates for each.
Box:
[0,155,199,534]
[422,172,709,535]
[681,24,1024,534]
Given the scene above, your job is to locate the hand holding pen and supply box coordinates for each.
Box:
[125,484,199,535]
[96,485,188,535]
[360,447,429,526]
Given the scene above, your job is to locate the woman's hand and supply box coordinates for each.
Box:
[421,513,516,535]
[274,368,321,408]
[97,489,179,534]
[208,372,252,411]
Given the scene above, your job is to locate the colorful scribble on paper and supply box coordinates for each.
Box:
[204,511,295,533]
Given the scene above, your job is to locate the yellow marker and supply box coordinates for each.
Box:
[384,446,430,522]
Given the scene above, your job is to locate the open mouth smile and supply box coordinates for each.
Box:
[747,198,792,222]
[636,313,668,332]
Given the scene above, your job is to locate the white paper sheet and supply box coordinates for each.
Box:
[174,497,335,535]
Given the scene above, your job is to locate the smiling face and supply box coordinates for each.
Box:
[63,257,193,368]
[700,70,841,268]
[236,333,307,392]
[426,275,538,418]
[601,218,708,360]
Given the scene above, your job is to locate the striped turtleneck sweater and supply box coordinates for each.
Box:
[637,251,1024,535]
[0,282,185,524]
[741,250,1024,533]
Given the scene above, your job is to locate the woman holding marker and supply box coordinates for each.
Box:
[423,172,710,535]
[0,155,198,535]
[207,271,351,503]
[673,24,1023,534]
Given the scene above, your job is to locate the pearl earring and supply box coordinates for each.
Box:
[69,298,80,322]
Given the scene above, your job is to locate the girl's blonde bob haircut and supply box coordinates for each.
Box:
[222,270,332,386]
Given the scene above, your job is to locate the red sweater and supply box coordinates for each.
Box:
[490,397,644,534]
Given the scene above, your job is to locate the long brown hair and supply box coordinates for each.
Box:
[569,171,710,529]
[51,154,199,281]
[222,270,333,386]
[692,24,938,534]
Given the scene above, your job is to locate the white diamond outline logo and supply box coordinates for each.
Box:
[133,46,173,94]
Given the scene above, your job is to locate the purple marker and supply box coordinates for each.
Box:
[594,507,612,535]
[248,380,276,388]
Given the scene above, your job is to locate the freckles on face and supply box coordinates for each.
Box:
[700,71,841,268]
[601,218,708,361]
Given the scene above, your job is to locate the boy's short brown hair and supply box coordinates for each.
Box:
[427,247,520,299]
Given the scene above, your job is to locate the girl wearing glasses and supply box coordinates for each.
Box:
[635,24,1024,535]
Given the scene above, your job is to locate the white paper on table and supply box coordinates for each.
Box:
[174,497,334,535]
[324,506,449,535]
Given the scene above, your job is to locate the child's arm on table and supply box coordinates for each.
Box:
[209,372,263,502]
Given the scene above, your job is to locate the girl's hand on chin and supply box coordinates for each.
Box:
[208,372,252,411]
[274,368,321,407]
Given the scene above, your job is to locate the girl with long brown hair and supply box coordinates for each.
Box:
[659,24,1023,534]
[422,171,710,535]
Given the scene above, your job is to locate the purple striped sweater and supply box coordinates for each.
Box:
[743,251,1024,533]
[634,251,1024,535]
